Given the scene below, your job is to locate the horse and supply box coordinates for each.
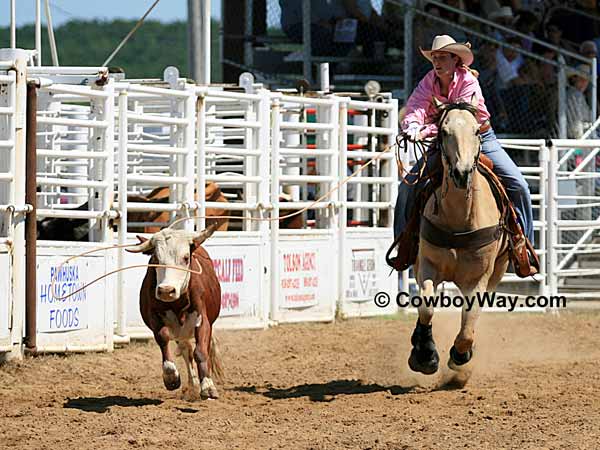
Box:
[408,94,510,381]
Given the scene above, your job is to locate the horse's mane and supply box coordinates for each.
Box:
[433,101,478,126]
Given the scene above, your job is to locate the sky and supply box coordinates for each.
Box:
[0,0,222,27]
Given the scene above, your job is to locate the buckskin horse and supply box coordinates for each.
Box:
[407,95,513,380]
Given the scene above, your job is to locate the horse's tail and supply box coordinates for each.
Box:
[210,334,224,382]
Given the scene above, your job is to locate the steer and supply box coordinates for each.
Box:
[126,224,222,400]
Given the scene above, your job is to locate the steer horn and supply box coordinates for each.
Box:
[193,222,218,246]
[125,236,154,253]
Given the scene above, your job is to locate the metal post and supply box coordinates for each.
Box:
[9,52,28,359]
[270,95,282,323]
[538,142,548,297]
[196,94,207,230]
[591,58,597,123]
[320,63,330,92]
[45,0,59,66]
[338,99,349,315]
[557,55,567,139]
[24,82,38,354]
[546,140,558,296]
[188,0,202,83]
[244,0,254,74]
[183,86,196,232]
[329,97,339,318]
[10,0,16,49]
[404,0,416,100]
[116,91,128,338]
[35,0,42,65]
[302,0,312,84]
[200,0,211,84]
[258,89,271,325]
[100,81,114,244]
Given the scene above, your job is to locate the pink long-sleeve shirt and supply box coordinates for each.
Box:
[402,67,490,139]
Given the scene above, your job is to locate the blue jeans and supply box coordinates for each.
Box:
[393,128,534,245]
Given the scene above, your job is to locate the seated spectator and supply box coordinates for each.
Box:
[342,0,389,58]
[513,10,539,52]
[580,40,598,70]
[476,43,509,131]
[496,37,530,134]
[480,0,502,16]
[579,40,600,115]
[496,36,524,90]
[543,20,578,53]
[489,6,516,42]
[279,0,349,56]
[567,64,596,139]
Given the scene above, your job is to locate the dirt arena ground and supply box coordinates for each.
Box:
[1,310,599,450]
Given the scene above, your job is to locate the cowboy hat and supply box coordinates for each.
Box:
[420,35,474,67]
[567,64,592,81]
[489,6,515,22]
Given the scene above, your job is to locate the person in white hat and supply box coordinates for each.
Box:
[394,34,534,246]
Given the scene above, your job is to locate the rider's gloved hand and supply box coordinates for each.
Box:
[405,122,423,141]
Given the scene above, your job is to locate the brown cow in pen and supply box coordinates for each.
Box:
[126,223,222,400]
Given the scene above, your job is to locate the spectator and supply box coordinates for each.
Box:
[579,40,600,115]
[279,0,349,56]
[543,20,577,53]
[496,37,529,133]
[489,6,516,42]
[567,64,596,139]
[342,0,389,58]
[513,10,539,52]
[580,40,598,72]
[477,43,509,131]
[480,0,501,16]
[496,36,524,90]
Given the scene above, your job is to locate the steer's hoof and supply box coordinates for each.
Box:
[448,345,473,371]
[408,347,439,375]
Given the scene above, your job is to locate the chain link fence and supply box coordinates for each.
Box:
[234,1,596,140]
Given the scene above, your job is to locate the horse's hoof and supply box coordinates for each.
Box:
[162,362,181,391]
[200,377,218,400]
[408,347,439,375]
[163,374,181,391]
[448,345,473,370]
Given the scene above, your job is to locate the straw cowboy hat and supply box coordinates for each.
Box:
[567,64,591,81]
[420,35,474,67]
[489,6,515,22]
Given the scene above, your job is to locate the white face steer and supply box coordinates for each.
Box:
[152,230,197,302]
[126,225,217,302]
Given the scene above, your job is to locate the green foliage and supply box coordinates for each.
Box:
[0,19,222,82]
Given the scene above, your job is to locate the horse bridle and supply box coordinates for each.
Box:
[435,103,483,187]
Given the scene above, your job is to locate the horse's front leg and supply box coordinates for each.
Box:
[409,259,440,375]
[448,281,487,371]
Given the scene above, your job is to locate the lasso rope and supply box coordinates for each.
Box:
[50,132,433,300]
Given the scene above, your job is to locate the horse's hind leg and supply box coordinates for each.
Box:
[409,264,440,375]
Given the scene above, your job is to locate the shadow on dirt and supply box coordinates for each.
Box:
[234,379,419,402]
[64,396,163,413]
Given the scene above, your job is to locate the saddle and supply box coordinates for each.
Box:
[386,151,540,278]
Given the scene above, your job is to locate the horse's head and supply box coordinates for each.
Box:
[434,94,481,190]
